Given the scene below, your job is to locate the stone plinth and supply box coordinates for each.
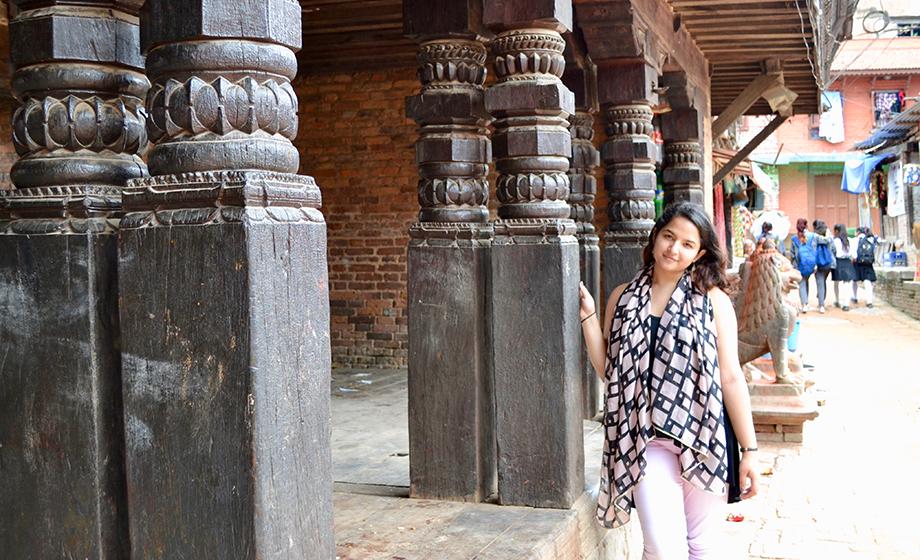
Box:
[749,383,819,443]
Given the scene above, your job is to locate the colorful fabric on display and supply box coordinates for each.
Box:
[904,164,920,188]
[732,206,745,258]
[596,268,729,528]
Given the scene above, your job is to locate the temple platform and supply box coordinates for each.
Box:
[330,368,642,559]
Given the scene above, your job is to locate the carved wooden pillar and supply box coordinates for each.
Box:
[118,1,333,557]
[0,1,146,556]
[660,73,705,206]
[484,0,584,509]
[662,138,704,205]
[597,61,659,292]
[404,0,496,503]
[563,59,602,420]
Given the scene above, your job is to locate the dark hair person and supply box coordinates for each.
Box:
[831,223,856,310]
[577,202,758,557]
[790,217,817,312]
[812,220,834,313]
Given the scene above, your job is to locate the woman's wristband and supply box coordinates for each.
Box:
[580,311,596,324]
[739,446,758,453]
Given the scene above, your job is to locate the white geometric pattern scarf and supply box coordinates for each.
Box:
[596,267,729,528]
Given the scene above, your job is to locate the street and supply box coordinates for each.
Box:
[724,291,920,559]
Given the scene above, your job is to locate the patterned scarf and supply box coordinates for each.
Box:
[596,267,729,528]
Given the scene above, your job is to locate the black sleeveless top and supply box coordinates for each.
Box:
[649,315,742,503]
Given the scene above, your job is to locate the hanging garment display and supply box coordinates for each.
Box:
[887,160,906,217]
[904,164,920,188]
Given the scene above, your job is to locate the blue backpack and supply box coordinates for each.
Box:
[815,242,834,268]
[793,234,817,274]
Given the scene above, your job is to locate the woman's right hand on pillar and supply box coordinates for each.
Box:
[579,282,596,321]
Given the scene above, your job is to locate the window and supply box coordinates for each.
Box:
[873,90,904,125]
[896,22,920,37]
[808,114,821,140]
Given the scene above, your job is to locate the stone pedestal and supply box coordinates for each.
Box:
[119,173,333,558]
[749,383,819,444]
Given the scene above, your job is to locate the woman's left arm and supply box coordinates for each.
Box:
[710,289,760,500]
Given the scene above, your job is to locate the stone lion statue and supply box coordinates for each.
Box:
[731,239,801,383]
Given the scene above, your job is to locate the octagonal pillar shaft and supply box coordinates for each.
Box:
[0,1,148,558]
[597,61,659,294]
[661,109,704,206]
[118,1,333,557]
[569,110,602,419]
[484,0,584,509]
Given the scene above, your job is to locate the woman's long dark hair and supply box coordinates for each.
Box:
[833,223,849,251]
[642,201,731,292]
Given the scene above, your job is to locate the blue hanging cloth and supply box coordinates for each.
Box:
[841,154,886,194]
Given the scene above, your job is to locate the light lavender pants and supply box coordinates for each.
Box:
[634,438,728,560]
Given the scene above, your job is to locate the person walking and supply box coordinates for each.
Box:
[790,218,817,313]
[756,221,785,256]
[831,223,857,311]
[852,226,878,308]
[812,220,835,313]
[578,202,759,560]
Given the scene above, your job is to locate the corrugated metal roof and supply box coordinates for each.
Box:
[855,102,920,150]
[831,37,920,76]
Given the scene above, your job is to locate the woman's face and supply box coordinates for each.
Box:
[652,216,705,274]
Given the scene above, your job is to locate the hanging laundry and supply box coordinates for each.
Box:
[818,91,845,144]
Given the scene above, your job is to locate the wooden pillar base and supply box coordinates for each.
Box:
[407,223,496,502]
[0,199,128,558]
[491,220,585,508]
[118,172,333,559]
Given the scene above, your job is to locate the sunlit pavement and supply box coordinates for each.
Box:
[723,289,920,559]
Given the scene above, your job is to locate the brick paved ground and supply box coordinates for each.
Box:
[724,290,920,559]
[329,285,920,559]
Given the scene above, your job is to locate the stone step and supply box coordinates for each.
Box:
[750,392,820,443]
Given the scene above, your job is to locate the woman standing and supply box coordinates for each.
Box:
[789,218,817,313]
[852,226,878,308]
[812,220,835,314]
[831,223,856,311]
[578,202,759,559]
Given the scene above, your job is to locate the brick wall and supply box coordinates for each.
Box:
[778,165,810,221]
[877,275,920,321]
[294,68,420,368]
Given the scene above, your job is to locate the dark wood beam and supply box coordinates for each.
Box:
[712,72,782,137]
[713,114,788,184]
[574,0,709,91]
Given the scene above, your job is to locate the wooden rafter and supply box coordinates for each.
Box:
[713,114,788,184]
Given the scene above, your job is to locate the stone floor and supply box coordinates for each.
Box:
[722,289,920,559]
[330,287,920,559]
[331,369,641,559]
